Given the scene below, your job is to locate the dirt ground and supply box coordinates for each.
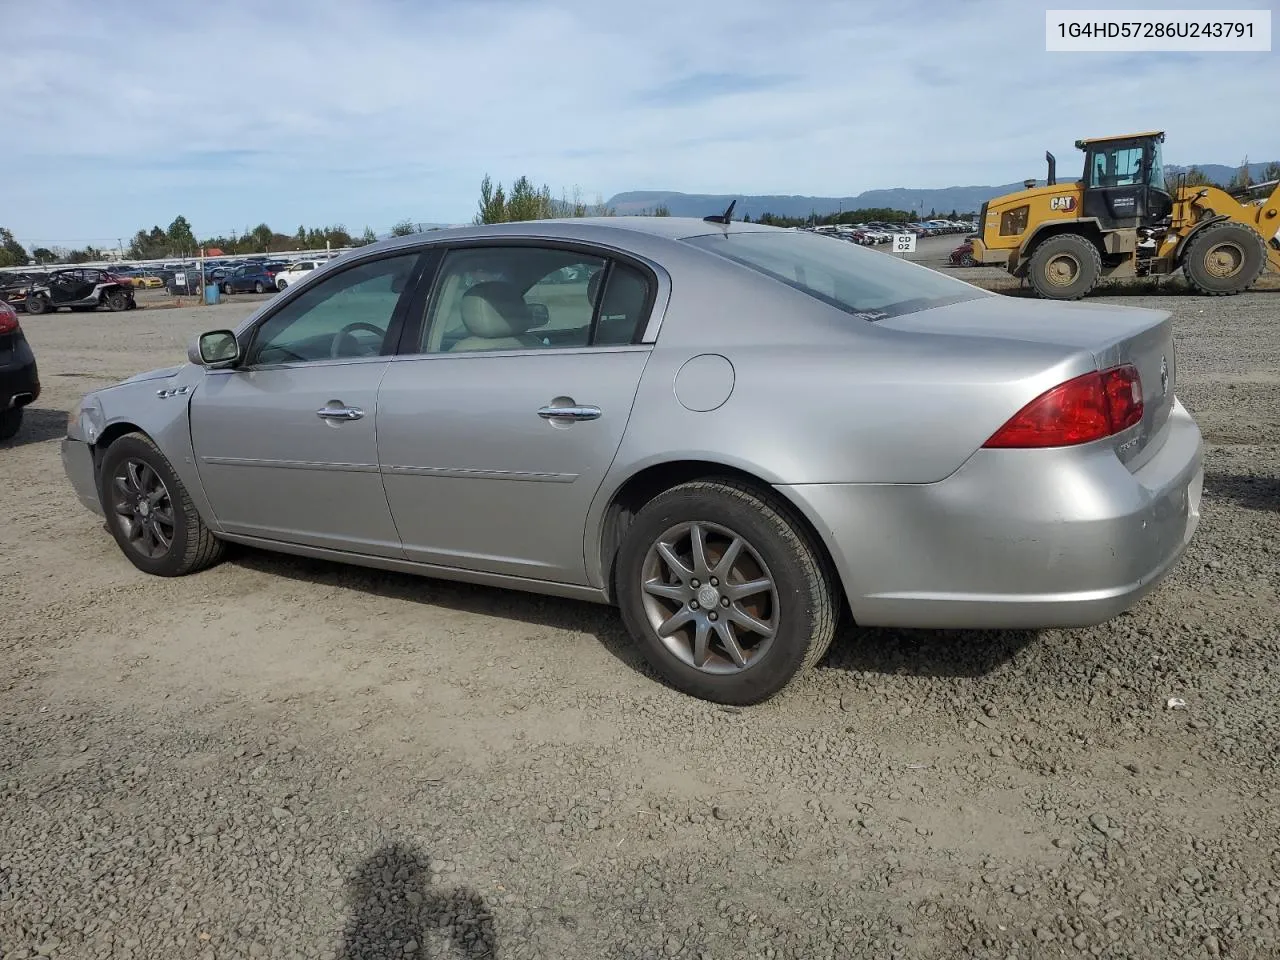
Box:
[1,259,1278,959]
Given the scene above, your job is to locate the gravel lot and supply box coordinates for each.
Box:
[2,258,1277,959]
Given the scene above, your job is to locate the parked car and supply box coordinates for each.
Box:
[222,262,282,294]
[131,273,165,288]
[0,271,44,310]
[272,259,327,291]
[24,268,136,314]
[60,217,1204,705]
[950,240,977,266]
[0,299,40,441]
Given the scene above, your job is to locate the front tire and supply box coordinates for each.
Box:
[615,479,838,705]
[0,408,21,442]
[1181,221,1266,296]
[1027,233,1101,300]
[98,432,226,577]
[104,290,129,312]
[24,294,48,315]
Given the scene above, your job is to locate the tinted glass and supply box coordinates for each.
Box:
[685,229,984,320]
[421,246,606,353]
[248,253,419,365]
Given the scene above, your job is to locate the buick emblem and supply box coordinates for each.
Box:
[1159,356,1169,397]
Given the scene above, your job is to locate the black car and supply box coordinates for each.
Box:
[0,299,40,441]
[24,268,136,314]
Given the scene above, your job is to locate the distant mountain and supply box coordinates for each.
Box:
[607,161,1278,220]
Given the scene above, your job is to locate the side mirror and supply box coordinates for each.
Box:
[190,329,240,368]
[527,302,550,327]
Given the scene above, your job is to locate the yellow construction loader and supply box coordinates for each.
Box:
[970,131,1280,299]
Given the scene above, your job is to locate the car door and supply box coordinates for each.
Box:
[188,250,428,556]
[377,243,657,585]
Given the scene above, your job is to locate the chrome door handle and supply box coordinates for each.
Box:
[316,405,364,421]
[538,404,601,422]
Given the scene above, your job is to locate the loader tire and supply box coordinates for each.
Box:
[1181,221,1266,296]
[1027,233,1101,301]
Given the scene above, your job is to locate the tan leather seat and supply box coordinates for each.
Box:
[449,281,545,352]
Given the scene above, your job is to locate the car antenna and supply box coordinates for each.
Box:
[703,199,736,224]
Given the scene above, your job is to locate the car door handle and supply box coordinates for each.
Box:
[316,405,364,421]
[538,404,601,422]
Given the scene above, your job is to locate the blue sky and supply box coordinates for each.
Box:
[2,0,1276,248]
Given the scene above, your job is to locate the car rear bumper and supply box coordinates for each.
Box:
[777,398,1204,630]
[1,351,40,408]
[61,437,103,516]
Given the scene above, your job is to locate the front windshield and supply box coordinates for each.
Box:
[684,229,987,320]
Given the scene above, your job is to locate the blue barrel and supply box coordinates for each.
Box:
[204,283,220,305]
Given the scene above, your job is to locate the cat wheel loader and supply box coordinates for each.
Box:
[970,131,1280,300]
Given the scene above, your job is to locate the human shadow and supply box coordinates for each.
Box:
[1205,470,1280,512]
[339,842,498,959]
[1,407,66,447]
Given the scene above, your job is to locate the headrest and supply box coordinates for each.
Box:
[459,281,535,338]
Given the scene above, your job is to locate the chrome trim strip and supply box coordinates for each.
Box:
[200,456,379,473]
[383,464,578,483]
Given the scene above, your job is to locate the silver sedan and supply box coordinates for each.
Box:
[61,217,1204,704]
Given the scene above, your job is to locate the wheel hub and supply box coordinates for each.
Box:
[639,521,779,675]
[1046,254,1080,286]
[1205,242,1243,279]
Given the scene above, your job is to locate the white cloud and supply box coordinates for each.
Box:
[2,0,1275,244]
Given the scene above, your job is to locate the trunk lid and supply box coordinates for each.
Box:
[880,294,1177,469]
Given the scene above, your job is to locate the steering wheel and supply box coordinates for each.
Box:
[330,321,386,358]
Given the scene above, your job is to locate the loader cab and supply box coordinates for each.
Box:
[1077,131,1173,229]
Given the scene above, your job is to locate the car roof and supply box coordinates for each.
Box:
[355,216,783,258]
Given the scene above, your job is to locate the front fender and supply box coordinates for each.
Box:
[76,364,224,534]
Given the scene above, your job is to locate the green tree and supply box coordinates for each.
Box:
[475,174,508,224]
[359,226,378,245]
[31,247,54,264]
[1166,165,1217,193]
[167,215,196,254]
[390,219,418,237]
[1262,161,1280,183]
[0,228,30,267]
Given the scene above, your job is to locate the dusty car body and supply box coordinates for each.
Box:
[60,217,1204,704]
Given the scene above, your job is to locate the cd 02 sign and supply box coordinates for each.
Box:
[893,233,916,254]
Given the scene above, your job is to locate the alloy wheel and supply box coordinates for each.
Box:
[111,458,175,559]
[639,521,779,673]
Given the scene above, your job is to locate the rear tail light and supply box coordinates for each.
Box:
[0,304,18,334]
[983,365,1143,449]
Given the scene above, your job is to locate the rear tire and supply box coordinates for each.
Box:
[24,294,48,315]
[615,479,838,705]
[1181,221,1267,296]
[277,279,288,291]
[1027,233,1101,300]
[254,281,264,293]
[104,290,128,312]
[98,432,226,577]
[0,408,21,442]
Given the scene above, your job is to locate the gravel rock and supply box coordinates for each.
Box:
[1,285,1277,959]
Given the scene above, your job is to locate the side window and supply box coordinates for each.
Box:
[593,263,651,345]
[299,262,314,271]
[421,246,605,353]
[247,253,420,365]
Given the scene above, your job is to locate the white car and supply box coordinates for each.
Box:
[273,260,326,291]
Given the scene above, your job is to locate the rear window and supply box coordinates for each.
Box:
[685,229,986,320]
